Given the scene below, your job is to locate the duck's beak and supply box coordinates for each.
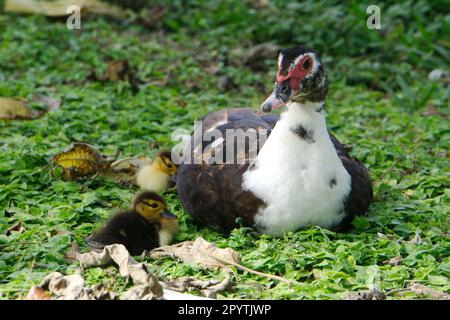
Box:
[261,81,291,113]
[161,210,177,220]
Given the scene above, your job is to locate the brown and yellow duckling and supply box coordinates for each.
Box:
[136,151,178,193]
[85,191,179,255]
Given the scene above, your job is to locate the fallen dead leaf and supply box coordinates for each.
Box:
[344,288,386,300]
[110,156,151,172]
[408,283,450,300]
[25,285,52,300]
[53,142,157,184]
[28,244,222,300]
[150,237,241,270]
[53,142,113,180]
[5,221,24,236]
[383,256,403,266]
[230,43,280,70]
[150,237,297,285]
[245,43,280,66]
[217,75,236,92]
[105,155,152,186]
[163,274,233,299]
[0,97,42,120]
[421,105,448,118]
[40,272,116,300]
[136,4,167,29]
[251,0,270,9]
[408,232,423,244]
[41,272,86,300]
[76,244,163,299]
[50,229,71,237]
[32,93,61,112]
[107,59,140,93]
[64,242,80,263]
[5,0,125,17]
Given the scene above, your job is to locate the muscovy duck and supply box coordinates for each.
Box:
[177,46,373,236]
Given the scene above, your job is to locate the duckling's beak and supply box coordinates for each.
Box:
[261,81,291,113]
[161,210,177,220]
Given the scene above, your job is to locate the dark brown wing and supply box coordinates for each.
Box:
[329,134,373,231]
[177,108,276,232]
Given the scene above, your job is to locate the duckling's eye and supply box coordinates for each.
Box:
[167,163,173,169]
[148,202,158,209]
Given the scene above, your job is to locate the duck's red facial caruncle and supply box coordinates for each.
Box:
[261,46,324,113]
[276,55,313,94]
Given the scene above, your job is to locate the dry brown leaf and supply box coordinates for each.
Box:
[408,283,450,300]
[252,0,270,9]
[33,93,61,111]
[39,272,116,300]
[163,274,233,299]
[383,256,403,266]
[136,4,167,29]
[245,43,280,66]
[40,272,87,300]
[344,288,386,300]
[111,156,152,172]
[152,238,297,286]
[104,156,152,186]
[122,284,159,300]
[76,244,163,299]
[421,105,448,118]
[0,97,42,120]
[5,221,24,236]
[5,0,125,17]
[150,237,241,270]
[107,60,140,93]
[53,142,112,180]
[230,43,280,70]
[53,142,154,183]
[26,285,51,300]
[64,242,80,263]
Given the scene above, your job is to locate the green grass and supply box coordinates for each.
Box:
[0,0,449,299]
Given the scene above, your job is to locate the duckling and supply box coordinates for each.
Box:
[136,151,178,193]
[85,191,179,255]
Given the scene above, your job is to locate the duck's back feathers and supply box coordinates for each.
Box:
[85,211,160,255]
[178,108,275,232]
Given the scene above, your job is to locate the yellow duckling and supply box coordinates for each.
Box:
[136,151,178,193]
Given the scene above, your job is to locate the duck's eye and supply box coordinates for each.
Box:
[302,59,311,70]
[167,163,173,169]
[148,202,158,209]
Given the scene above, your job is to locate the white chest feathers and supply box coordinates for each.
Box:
[242,102,351,236]
[136,164,170,193]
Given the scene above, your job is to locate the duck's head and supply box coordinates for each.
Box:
[261,46,328,112]
[153,150,178,176]
[133,191,177,223]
